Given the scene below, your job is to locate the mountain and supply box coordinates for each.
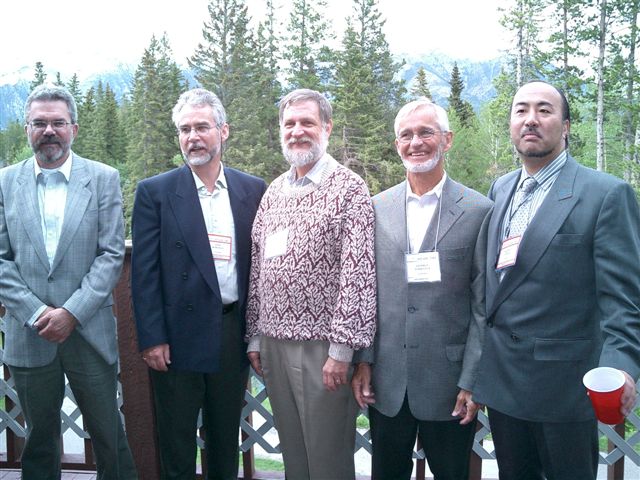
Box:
[0,55,504,130]
[399,51,505,110]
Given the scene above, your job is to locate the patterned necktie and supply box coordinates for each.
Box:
[506,176,537,238]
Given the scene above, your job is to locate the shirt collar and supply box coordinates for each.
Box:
[287,153,329,186]
[406,171,448,204]
[34,152,73,182]
[192,162,228,194]
[519,150,567,192]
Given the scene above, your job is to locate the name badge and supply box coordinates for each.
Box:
[209,234,232,261]
[264,229,289,260]
[496,235,522,270]
[406,251,441,283]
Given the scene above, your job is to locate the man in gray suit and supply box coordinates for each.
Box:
[352,99,492,479]
[0,85,137,479]
[473,81,640,479]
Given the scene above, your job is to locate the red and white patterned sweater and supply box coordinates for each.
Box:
[245,156,377,359]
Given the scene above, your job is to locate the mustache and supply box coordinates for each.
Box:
[521,127,541,138]
[287,136,313,145]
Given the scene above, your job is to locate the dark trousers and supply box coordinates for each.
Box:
[488,407,599,480]
[150,305,248,480]
[369,395,476,480]
[9,331,137,480]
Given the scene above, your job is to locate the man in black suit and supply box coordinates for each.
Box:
[131,88,266,480]
[473,81,640,479]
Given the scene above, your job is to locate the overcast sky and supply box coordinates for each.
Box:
[0,0,507,83]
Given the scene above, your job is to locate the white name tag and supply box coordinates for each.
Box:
[209,234,232,261]
[264,229,289,260]
[496,235,522,270]
[406,251,441,283]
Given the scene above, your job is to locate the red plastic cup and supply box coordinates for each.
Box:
[583,367,625,425]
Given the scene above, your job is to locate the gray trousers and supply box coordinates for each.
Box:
[9,331,137,480]
[261,337,358,480]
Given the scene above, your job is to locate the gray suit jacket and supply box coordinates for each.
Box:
[473,155,640,422]
[356,177,492,420]
[0,154,125,367]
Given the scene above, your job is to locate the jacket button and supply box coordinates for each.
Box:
[408,306,416,313]
[181,272,188,280]
[487,321,494,328]
[47,277,54,283]
[511,333,520,342]
[186,304,194,311]
[176,241,183,248]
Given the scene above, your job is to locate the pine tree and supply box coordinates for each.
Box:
[124,34,184,232]
[447,63,475,128]
[284,0,331,90]
[54,72,65,87]
[410,67,432,101]
[189,0,251,109]
[30,62,47,90]
[331,0,406,193]
[66,74,83,112]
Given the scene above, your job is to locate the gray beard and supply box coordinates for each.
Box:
[281,134,328,167]
[402,144,443,173]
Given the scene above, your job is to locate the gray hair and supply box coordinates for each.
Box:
[394,98,450,136]
[278,89,332,126]
[172,88,226,127]
[25,84,78,124]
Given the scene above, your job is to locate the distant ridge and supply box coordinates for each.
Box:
[0,54,505,130]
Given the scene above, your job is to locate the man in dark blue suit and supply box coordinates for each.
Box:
[131,88,266,480]
[473,81,640,479]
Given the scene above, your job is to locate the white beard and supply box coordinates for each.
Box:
[282,132,328,167]
[402,143,444,173]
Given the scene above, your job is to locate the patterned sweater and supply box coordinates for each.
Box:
[245,156,377,359]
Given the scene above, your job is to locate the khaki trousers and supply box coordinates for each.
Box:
[261,337,358,480]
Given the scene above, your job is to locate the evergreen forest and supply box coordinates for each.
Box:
[0,0,639,234]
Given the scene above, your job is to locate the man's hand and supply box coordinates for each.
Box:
[322,357,349,392]
[35,308,77,343]
[351,362,375,409]
[620,370,637,417]
[248,351,263,377]
[452,389,481,425]
[142,344,171,371]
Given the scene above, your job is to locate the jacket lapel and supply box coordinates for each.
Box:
[226,168,252,303]
[52,155,92,271]
[169,166,222,301]
[420,177,463,251]
[374,181,407,253]
[488,157,579,317]
[16,158,50,270]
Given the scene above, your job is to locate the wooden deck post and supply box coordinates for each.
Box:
[114,244,161,480]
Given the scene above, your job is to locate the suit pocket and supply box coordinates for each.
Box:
[533,338,592,361]
[550,234,583,247]
[440,247,468,261]
[446,344,466,362]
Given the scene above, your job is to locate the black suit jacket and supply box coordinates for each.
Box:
[131,165,266,373]
[474,155,640,422]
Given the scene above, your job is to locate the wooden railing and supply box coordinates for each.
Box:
[0,245,639,479]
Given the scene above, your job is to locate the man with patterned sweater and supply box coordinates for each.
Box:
[246,88,377,479]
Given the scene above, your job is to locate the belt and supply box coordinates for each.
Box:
[222,302,237,315]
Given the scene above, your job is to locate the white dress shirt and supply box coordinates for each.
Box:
[193,164,238,305]
[406,172,447,254]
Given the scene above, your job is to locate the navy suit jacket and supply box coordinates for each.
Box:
[473,155,640,422]
[131,164,266,373]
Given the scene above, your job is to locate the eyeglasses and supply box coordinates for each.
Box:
[28,120,73,131]
[177,125,216,136]
[397,128,443,144]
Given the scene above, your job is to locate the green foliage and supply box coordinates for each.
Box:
[30,62,47,90]
[410,67,432,101]
[284,0,330,89]
[447,63,475,129]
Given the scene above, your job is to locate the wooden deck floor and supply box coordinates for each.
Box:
[0,469,96,479]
